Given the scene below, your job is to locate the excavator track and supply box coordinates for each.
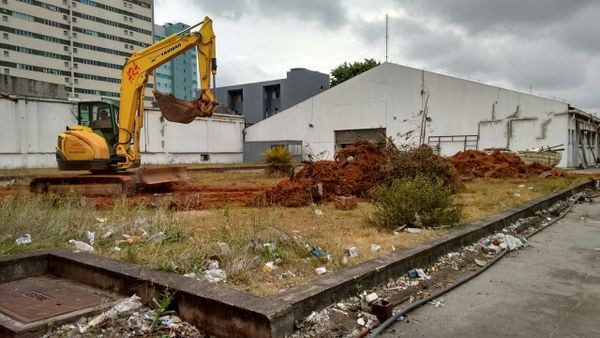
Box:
[30,175,136,197]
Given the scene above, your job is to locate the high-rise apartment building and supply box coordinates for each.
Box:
[153,22,198,100]
[0,0,154,103]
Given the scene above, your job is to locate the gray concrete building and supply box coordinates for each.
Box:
[0,0,154,104]
[215,68,329,125]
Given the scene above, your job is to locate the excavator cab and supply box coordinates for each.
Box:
[78,101,118,155]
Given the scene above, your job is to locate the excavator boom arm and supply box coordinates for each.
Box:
[116,17,217,169]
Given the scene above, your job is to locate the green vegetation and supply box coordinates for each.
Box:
[263,146,294,176]
[330,58,380,87]
[370,174,462,229]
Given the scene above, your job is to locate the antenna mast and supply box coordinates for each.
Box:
[385,14,389,62]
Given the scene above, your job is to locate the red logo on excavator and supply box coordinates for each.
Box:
[127,63,141,83]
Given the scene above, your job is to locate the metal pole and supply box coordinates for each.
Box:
[385,14,388,62]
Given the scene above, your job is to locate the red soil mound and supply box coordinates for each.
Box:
[450,150,555,178]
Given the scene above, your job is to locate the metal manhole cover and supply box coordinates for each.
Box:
[0,276,103,323]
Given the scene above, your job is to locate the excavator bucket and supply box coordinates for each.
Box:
[153,90,213,124]
[136,166,190,186]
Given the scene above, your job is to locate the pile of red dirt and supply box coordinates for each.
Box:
[450,150,556,178]
[261,141,384,206]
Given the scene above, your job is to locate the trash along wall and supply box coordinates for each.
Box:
[0,96,244,169]
[245,62,599,168]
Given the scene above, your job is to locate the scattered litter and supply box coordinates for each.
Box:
[474,259,486,267]
[204,269,226,283]
[101,229,114,239]
[263,242,276,253]
[464,245,476,252]
[494,233,524,251]
[133,216,147,228]
[518,184,525,188]
[364,292,379,304]
[111,246,121,252]
[95,217,106,223]
[79,295,142,333]
[85,231,95,246]
[404,227,422,234]
[207,260,220,270]
[528,187,534,190]
[346,246,359,258]
[117,235,143,245]
[311,246,327,257]
[415,268,431,280]
[15,234,31,245]
[357,317,366,326]
[480,238,491,246]
[370,244,381,252]
[408,269,419,278]
[315,267,327,275]
[278,270,296,279]
[150,231,165,244]
[263,261,277,272]
[69,239,94,253]
[314,209,324,216]
[429,299,445,308]
[514,193,521,198]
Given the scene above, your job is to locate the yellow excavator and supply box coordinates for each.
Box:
[30,17,218,196]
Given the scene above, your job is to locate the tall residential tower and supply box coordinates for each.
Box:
[0,0,154,103]
[153,22,198,100]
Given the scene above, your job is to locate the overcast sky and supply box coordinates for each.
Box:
[155,0,600,113]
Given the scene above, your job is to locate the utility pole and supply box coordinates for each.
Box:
[385,14,389,62]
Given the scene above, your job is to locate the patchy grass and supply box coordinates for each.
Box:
[457,176,586,222]
[0,173,587,296]
[187,170,281,187]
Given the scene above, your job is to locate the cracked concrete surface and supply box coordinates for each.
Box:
[381,197,600,338]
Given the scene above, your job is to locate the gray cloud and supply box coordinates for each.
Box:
[178,0,347,29]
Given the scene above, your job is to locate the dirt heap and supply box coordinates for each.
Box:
[450,150,557,178]
[260,141,384,207]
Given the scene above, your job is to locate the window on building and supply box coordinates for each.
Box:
[3,68,9,75]
[124,43,128,49]
[2,16,7,22]
[63,14,68,20]
[73,47,77,53]
[64,61,69,67]
[123,1,127,7]
[63,0,67,4]
[65,77,70,83]
[3,51,8,57]
[64,30,69,36]
[1,0,6,4]
[129,17,133,22]
[3,33,8,40]
[72,17,77,22]
[74,79,78,84]
[74,93,79,98]
[201,154,210,162]
[124,29,128,35]
[124,16,128,21]
[73,63,78,69]
[73,32,77,38]
[128,3,132,8]
[129,31,133,36]
[71,1,76,7]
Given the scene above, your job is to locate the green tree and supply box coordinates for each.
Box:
[330,58,380,87]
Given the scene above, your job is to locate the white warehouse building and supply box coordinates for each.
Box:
[245,62,599,168]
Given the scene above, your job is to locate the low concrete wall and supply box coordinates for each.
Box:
[0,96,245,169]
